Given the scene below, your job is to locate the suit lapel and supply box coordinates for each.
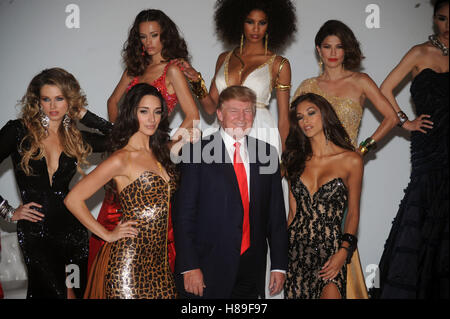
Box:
[247,135,259,211]
[211,132,243,211]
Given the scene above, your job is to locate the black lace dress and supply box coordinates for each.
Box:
[284,177,348,299]
[0,111,112,298]
[378,69,449,299]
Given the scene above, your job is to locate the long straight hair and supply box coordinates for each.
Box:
[282,93,354,185]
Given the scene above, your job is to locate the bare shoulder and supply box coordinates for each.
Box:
[351,71,371,83]
[352,72,378,90]
[167,62,184,77]
[274,55,290,64]
[401,42,430,62]
[412,42,431,54]
[342,150,363,170]
[217,51,230,64]
[102,149,129,174]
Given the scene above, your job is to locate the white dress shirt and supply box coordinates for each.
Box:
[220,129,250,199]
[220,129,285,275]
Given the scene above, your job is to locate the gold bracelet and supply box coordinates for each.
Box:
[275,82,291,91]
[189,72,208,99]
[358,137,377,155]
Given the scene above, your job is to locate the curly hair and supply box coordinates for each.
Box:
[315,20,364,70]
[282,93,354,185]
[123,9,190,77]
[19,68,92,176]
[214,0,297,51]
[108,83,179,187]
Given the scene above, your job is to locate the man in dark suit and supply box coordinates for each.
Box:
[173,85,287,299]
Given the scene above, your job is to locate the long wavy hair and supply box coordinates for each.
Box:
[108,83,178,186]
[282,93,354,185]
[123,9,190,77]
[315,20,364,70]
[19,68,92,176]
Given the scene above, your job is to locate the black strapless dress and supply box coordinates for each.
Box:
[378,69,449,299]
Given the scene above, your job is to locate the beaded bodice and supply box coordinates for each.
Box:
[128,60,179,114]
[293,77,363,147]
[285,177,348,299]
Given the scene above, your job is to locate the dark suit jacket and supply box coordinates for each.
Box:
[173,131,287,298]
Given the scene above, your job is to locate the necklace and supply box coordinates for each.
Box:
[429,35,449,56]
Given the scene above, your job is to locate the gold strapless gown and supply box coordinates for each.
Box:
[292,78,369,299]
[85,170,177,299]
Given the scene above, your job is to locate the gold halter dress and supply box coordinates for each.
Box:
[292,77,369,299]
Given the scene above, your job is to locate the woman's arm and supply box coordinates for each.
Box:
[79,110,114,153]
[359,73,399,143]
[319,153,363,280]
[0,120,44,222]
[107,70,134,123]
[380,45,433,133]
[274,57,292,152]
[64,153,137,242]
[166,64,201,154]
[286,187,296,227]
[342,153,363,237]
[178,52,228,115]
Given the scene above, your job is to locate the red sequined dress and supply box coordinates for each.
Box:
[88,60,179,273]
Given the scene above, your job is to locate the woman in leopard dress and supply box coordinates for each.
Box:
[65,83,179,299]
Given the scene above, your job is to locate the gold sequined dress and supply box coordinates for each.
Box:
[292,77,369,299]
[85,168,177,299]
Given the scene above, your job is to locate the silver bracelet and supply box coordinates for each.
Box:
[0,199,17,223]
[397,111,409,127]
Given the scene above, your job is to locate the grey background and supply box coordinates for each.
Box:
[0,0,434,296]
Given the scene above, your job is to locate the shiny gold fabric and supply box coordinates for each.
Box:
[292,78,369,299]
[292,78,363,147]
[86,170,177,299]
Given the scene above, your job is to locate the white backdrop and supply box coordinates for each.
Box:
[0,0,434,297]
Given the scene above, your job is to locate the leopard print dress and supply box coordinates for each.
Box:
[284,177,348,299]
[104,170,177,299]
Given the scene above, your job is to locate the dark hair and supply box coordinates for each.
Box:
[214,0,297,51]
[109,83,178,185]
[282,93,354,185]
[123,9,190,77]
[315,20,364,70]
[433,0,449,15]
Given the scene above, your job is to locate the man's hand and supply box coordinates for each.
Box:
[268,271,285,296]
[184,268,206,297]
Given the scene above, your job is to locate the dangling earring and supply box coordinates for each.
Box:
[63,114,71,130]
[40,111,49,133]
[142,45,145,56]
[324,129,330,145]
[318,58,324,75]
[240,34,244,55]
[265,33,268,56]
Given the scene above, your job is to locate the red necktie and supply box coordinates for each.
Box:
[233,142,250,255]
